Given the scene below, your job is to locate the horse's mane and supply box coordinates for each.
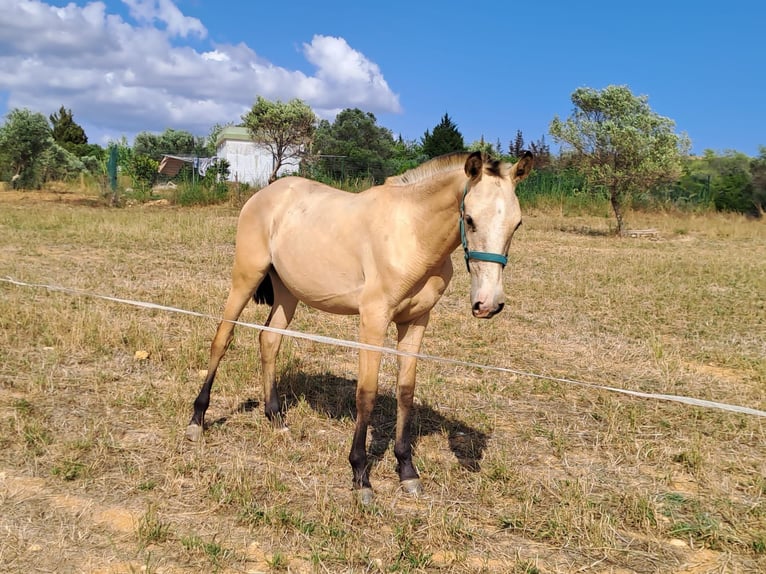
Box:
[386,152,502,186]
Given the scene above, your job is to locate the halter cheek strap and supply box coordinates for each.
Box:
[459,183,508,271]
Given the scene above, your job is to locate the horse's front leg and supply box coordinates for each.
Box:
[394,312,430,495]
[349,312,388,505]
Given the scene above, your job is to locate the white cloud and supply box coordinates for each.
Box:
[122,0,206,38]
[0,0,401,143]
[302,35,402,113]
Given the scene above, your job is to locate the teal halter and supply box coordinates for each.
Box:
[459,183,508,271]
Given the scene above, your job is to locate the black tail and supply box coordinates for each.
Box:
[253,274,274,306]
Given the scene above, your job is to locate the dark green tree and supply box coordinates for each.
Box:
[668,149,763,215]
[528,135,552,170]
[510,130,525,159]
[49,106,87,149]
[751,147,766,216]
[312,108,399,182]
[709,151,753,213]
[421,113,465,158]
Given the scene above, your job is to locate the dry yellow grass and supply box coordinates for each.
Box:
[0,189,764,573]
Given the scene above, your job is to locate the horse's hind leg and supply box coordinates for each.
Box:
[185,263,266,441]
[259,273,298,427]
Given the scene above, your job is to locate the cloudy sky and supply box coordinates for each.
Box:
[1,0,764,155]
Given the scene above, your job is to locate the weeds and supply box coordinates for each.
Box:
[137,507,171,549]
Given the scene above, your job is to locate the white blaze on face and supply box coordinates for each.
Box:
[464,179,521,318]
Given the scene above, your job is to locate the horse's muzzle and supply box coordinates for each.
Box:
[472,301,504,319]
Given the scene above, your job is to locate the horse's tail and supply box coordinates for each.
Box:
[253,274,274,306]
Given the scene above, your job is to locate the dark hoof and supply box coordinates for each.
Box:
[185,423,203,442]
[400,478,423,496]
[355,487,375,506]
[268,412,287,430]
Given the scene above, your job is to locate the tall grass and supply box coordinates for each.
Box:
[517,170,611,216]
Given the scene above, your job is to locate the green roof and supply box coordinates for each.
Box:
[217,126,252,145]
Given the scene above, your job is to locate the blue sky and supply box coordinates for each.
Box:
[1,0,764,156]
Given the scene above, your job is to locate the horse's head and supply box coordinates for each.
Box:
[461,151,533,318]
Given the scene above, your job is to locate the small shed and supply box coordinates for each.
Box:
[216,126,300,187]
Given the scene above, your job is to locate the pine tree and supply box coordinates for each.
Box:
[421,113,465,158]
[49,106,87,150]
[510,130,525,158]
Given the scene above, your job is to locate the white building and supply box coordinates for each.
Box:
[216,126,300,187]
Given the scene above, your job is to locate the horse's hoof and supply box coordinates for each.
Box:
[185,424,203,442]
[400,478,423,496]
[355,487,375,506]
[269,413,287,430]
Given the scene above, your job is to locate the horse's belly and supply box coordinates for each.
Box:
[275,263,363,315]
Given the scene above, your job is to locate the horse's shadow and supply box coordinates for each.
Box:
[231,372,488,474]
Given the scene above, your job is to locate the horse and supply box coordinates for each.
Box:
[186,150,533,504]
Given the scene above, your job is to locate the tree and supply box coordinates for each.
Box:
[312,108,412,182]
[510,130,525,158]
[49,106,87,149]
[133,128,202,161]
[421,113,465,159]
[550,85,690,234]
[751,147,766,216]
[205,122,233,156]
[38,142,86,183]
[468,136,501,157]
[528,135,552,170]
[389,135,424,176]
[242,96,316,184]
[0,108,53,188]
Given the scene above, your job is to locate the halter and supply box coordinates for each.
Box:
[459,183,508,271]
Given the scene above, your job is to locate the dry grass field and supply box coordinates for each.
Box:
[1,188,764,573]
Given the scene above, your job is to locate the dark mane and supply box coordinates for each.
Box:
[386,152,502,186]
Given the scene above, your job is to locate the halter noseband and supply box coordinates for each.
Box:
[459,183,508,272]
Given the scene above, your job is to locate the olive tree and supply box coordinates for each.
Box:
[242,97,316,184]
[0,108,53,188]
[550,85,690,234]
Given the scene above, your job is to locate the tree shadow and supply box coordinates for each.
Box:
[228,371,488,476]
[557,224,615,237]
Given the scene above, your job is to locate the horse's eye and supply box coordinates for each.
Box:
[464,215,475,230]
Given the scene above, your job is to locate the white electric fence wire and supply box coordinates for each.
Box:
[3,276,765,418]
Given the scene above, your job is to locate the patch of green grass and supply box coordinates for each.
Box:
[51,459,87,481]
[181,535,235,566]
[137,507,171,549]
[266,551,288,570]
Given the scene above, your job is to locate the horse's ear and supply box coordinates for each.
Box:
[511,151,534,182]
[464,151,484,180]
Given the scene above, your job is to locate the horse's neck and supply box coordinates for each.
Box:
[407,172,464,255]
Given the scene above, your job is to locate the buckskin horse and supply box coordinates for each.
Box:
[186,150,533,504]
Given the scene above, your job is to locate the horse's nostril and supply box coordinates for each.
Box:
[472,301,482,313]
[496,302,505,314]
